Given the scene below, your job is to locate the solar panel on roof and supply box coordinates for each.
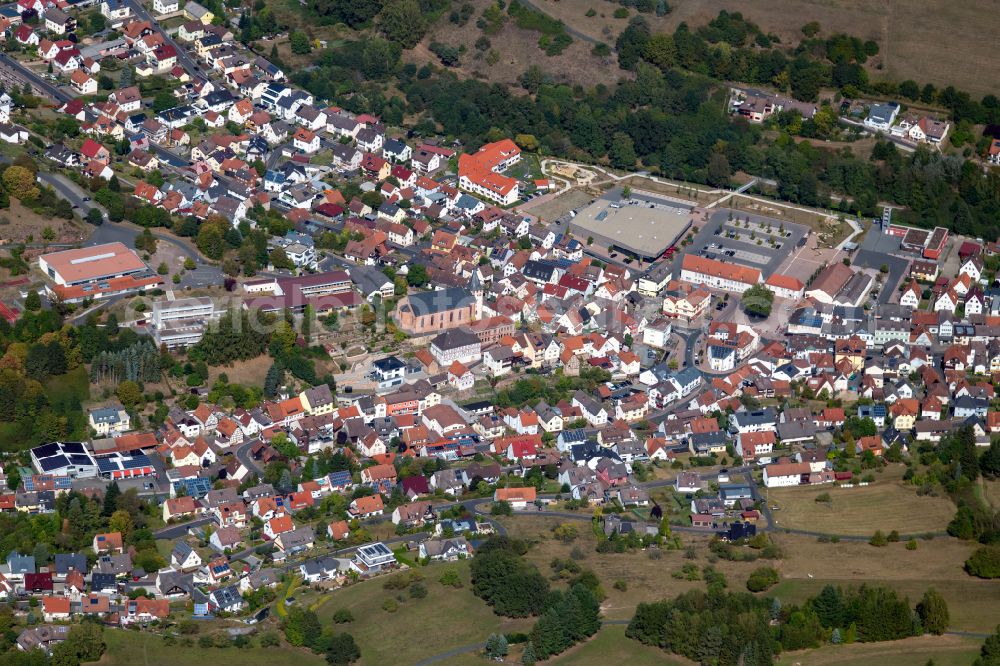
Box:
[368,542,392,556]
[61,442,86,453]
[96,459,119,473]
[39,455,69,471]
[122,455,151,469]
[68,454,94,466]
[33,443,60,458]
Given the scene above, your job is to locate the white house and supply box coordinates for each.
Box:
[292,127,320,154]
[863,102,900,132]
[762,461,809,488]
[100,0,132,23]
[153,0,180,14]
[88,406,130,435]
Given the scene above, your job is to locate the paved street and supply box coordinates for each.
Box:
[0,52,71,103]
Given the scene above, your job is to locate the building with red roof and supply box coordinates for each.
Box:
[458,139,521,206]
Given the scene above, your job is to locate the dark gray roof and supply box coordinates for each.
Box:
[400,288,474,317]
[431,327,480,351]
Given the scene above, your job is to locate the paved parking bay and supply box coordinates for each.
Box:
[669,208,809,279]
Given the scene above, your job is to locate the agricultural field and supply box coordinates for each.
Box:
[766,466,957,536]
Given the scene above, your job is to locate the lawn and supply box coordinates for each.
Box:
[90,629,325,666]
[549,624,690,665]
[48,365,91,406]
[776,634,982,666]
[766,466,956,536]
[300,559,533,664]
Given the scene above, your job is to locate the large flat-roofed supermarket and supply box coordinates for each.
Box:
[568,196,692,261]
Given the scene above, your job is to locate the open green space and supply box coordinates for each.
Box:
[766,467,956,536]
[776,633,981,666]
[295,559,532,664]
[771,577,1000,634]
[89,629,325,666]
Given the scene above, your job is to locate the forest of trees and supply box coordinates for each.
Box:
[627,582,947,665]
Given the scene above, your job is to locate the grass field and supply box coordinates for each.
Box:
[91,629,326,666]
[206,357,272,389]
[529,0,1000,96]
[295,559,533,664]
[549,624,689,665]
[979,479,1000,510]
[772,574,1000,635]
[766,467,956,536]
[46,365,91,407]
[497,513,996,630]
[777,634,982,666]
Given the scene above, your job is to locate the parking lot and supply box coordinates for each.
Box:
[670,208,809,280]
[852,230,909,305]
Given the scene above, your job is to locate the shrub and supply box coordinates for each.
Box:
[966,546,1000,579]
[382,598,399,612]
[906,539,918,551]
[613,579,627,591]
[332,609,354,624]
[746,566,780,592]
[409,582,428,599]
[438,568,463,588]
[869,530,888,547]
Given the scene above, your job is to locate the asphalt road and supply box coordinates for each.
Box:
[233,438,266,478]
[154,515,213,539]
[0,52,71,104]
